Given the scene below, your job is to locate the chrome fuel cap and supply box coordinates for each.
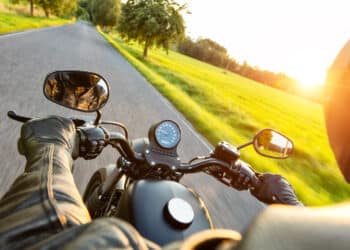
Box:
[164,198,194,228]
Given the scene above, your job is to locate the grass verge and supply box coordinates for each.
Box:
[98,29,350,206]
[0,12,73,35]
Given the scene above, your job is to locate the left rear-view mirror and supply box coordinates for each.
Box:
[43,70,109,112]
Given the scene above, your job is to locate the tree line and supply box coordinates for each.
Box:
[76,0,120,28]
[177,37,304,96]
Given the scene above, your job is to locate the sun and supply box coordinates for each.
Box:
[295,69,326,89]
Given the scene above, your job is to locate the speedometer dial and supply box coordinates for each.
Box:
[155,121,181,149]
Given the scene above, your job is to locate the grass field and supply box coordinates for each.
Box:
[0,0,73,34]
[99,30,350,206]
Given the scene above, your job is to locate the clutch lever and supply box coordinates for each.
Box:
[8,111,32,123]
[8,110,93,129]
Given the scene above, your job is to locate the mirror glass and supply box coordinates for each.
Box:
[253,129,293,159]
[43,71,109,112]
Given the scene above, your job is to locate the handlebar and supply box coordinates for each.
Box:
[7,110,138,160]
[178,158,261,190]
[8,110,261,191]
[108,132,144,162]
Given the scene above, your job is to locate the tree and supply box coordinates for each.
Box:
[118,0,186,58]
[36,0,77,17]
[177,37,230,67]
[59,0,77,18]
[76,0,93,21]
[90,0,121,28]
[10,0,34,16]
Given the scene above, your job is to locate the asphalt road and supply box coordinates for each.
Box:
[0,22,264,232]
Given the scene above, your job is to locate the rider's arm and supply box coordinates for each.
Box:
[0,116,91,248]
[0,116,159,249]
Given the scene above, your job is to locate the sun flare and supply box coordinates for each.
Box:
[295,70,326,89]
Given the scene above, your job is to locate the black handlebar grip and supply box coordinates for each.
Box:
[8,111,31,123]
[250,175,262,190]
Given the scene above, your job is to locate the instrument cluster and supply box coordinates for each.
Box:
[154,120,181,149]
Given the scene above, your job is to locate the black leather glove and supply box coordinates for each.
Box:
[77,126,108,159]
[230,160,256,190]
[251,173,302,206]
[18,116,78,159]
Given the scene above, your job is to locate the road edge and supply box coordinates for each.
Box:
[0,22,75,38]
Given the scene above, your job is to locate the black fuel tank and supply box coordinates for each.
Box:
[116,180,213,246]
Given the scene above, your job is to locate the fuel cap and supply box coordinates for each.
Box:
[164,198,194,228]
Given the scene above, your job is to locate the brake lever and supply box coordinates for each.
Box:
[228,160,262,191]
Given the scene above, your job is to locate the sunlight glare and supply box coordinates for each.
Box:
[293,65,327,89]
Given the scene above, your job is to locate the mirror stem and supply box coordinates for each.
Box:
[237,141,253,150]
[94,110,102,126]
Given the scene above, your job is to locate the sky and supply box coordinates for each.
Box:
[181,0,350,88]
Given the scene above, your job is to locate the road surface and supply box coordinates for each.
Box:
[0,22,264,232]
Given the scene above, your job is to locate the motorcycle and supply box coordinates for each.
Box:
[7,70,294,246]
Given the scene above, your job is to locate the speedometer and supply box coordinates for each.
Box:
[155,120,181,149]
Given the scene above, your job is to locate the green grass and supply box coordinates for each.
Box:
[99,29,350,206]
[0,13,72,34]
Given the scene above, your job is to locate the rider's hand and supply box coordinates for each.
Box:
[18,116,78,158]
[230,160,256,190]
[251,173,302,206]
[77,126,108,159]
